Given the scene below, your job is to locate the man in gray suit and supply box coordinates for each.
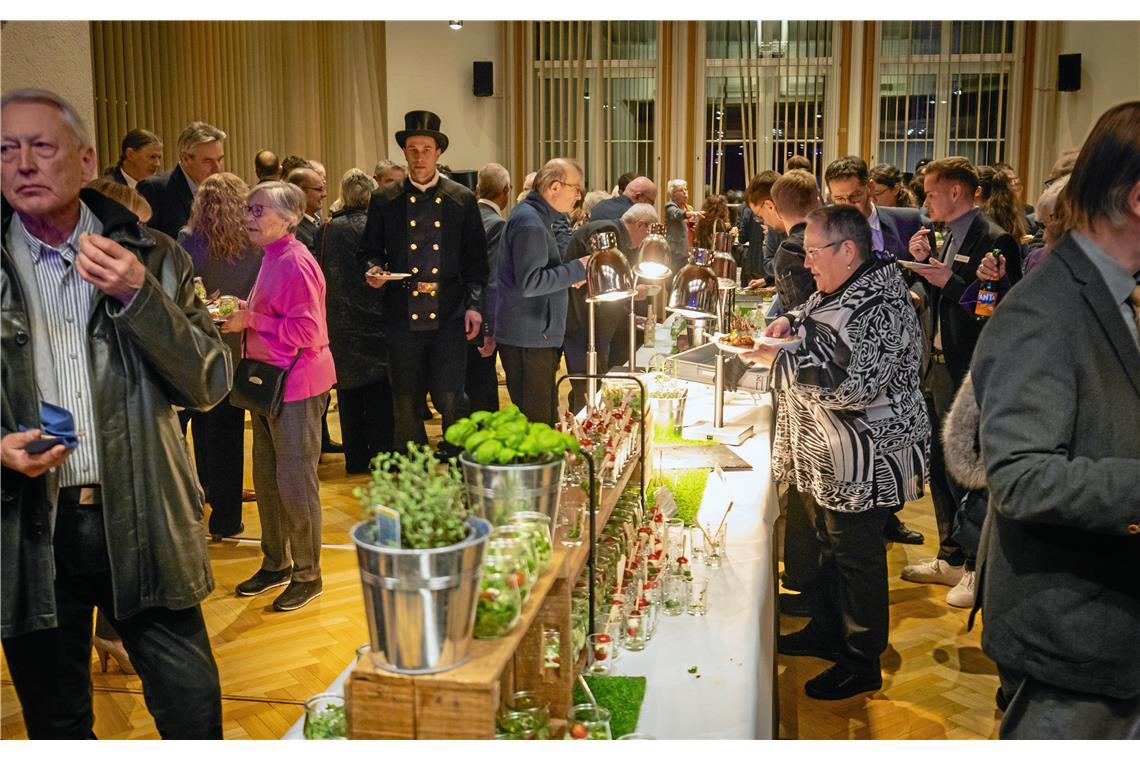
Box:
[466,162,511,412]
[971,100,1140,739]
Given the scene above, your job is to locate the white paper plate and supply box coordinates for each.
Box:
[755,334,803,352]
[366,272,412,281]
[897,259,938,271]
[712,333,758,354]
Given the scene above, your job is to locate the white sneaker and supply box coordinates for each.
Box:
[946,570,976,608]
[900,557,966,586]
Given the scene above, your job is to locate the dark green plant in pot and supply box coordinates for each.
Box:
[353,442,468,550]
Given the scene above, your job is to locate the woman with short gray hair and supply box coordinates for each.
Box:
[317,169,393,473]
[221,180,336,611]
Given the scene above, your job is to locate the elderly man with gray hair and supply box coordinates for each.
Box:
[495,158,589,423]
[561,202,658,411]
[373,159,406,190]
[1,89,231,737]
[137,120,226,239]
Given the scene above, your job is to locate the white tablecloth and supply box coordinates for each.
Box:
[284,380,779,740]
[614,381,779,739]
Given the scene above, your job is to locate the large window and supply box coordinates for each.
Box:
[875,21,1020,173]
[704,21,836,195]
[532,21,656,191]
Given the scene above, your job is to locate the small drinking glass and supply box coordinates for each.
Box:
[704,523,723,568]
[664,517,685,562]
[623,608,648,651]
[606,600,626,653]
[564,704,613,740]
[559,500,588,547]
[497,690,551,740]
[303,693,346,740]
[508,512,553,572]
[587,633,614,675]
[662,573,689,616]
[687,577,709,616]
[689,526,705,558]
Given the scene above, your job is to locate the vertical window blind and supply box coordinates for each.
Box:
[704,20,837,194]
[875,21,1020,173]
[532,21,656,192]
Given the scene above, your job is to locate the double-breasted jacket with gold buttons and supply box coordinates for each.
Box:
[358,175,488,333]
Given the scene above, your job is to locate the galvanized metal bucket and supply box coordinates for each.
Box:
[351,516,490,674]
[459,452,565,527]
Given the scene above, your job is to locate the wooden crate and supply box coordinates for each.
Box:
[346,458,641,739]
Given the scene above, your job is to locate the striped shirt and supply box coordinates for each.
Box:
[21,203,103,487]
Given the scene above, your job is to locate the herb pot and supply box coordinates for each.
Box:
[351,516,490,674]
[459,452,565,526]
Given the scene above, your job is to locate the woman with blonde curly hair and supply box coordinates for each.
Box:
[177,172,263,539]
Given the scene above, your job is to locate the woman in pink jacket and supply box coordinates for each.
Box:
[221,181,336,612]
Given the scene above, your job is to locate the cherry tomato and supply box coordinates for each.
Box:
[570,723,589,739]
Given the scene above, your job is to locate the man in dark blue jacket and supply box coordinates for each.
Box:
[494,158,590,424]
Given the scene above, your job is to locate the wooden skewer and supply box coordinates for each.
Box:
[714,501,735,542]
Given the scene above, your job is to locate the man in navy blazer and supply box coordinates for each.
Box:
[971,102,1140,738]
[137,121,226,239]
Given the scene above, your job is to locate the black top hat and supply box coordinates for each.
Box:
[395,110,449,153]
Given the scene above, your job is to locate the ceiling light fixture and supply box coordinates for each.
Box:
[449,21,463,30]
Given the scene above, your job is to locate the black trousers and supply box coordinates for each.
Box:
[563,314,619,414]
[498,344,560,425]
[780,485,821,592]
[998,666,1140,739]
[2,502,222,739]
[181,399,245,536]
[464,342,500,414]
[925,361,966,566]
[807,507,891,676]
[337,378,395,473]
[386,320,467,449]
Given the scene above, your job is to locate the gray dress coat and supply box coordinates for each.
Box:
[971,232,1140,700]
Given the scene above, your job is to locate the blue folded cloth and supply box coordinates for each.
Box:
[18,401,80,448]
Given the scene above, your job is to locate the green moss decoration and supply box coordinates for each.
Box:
[647,470,709,527]
[571,676,647,739]
[652,426,719,447]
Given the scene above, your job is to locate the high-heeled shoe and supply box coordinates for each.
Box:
[93,636,135,675]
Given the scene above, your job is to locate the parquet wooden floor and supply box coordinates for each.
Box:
[1,385,1002,740]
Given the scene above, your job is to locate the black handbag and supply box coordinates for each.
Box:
[230,331,302,417]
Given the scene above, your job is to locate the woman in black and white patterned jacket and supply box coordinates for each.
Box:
[745,204,930,701]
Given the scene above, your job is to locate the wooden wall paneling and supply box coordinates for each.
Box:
[860,21,876,162]
[1017,20,1037,183]
[838,21,851,156]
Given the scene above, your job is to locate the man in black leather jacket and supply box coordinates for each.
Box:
[1,89,232,738]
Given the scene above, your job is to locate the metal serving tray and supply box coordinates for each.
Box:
[671,342,771,393]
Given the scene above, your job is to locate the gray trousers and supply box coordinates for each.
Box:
[999,666,1140,739]
[251,392,327,583]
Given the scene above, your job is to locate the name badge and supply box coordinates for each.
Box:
[953,254,971,264]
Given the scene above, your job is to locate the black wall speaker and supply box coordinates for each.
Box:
[473,61,493,97]
[1058,53,1081,92]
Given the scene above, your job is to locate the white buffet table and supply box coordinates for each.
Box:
[616,381,779,739]
[285,375,779,740]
